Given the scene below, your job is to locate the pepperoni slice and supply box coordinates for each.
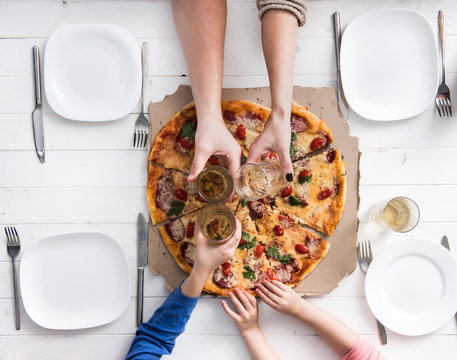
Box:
[290,114,309,133]
[236,124,247,139]
[278,214,293,228]
[174,188,188,202]
[274,264,292,283]
[208,156,220,166]
[180,241,195,266]
[186,222,195,238]
[223,110,236,122]
[156,171,174,212]
[326,149,336,163]
[281,185,292,198]
[165,218,185,242]
[248,200,266,219]
[318,189,333,200]
[213,268,237,289]
[295,244,309,254]
[273,225,284,236]
[310,137,324,151]
[179,137,194,149]
[254,243,265,258]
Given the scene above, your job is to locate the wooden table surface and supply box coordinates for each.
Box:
[1,1,456,359]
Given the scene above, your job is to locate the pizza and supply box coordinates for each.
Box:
[147,100,346,296]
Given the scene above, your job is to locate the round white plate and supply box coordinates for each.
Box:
[365,238,457,336]
[44,24,141,121]
[340,9,439,121]
[20,232,130,329]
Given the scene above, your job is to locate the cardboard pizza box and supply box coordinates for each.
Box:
[147,85,359,296]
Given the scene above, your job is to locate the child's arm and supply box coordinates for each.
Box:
[222,288,281,360]
[256,280,358,357]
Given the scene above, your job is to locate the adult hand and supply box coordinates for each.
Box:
[192,217,242,276]
[246,111,293,179]
[188,117,242,181]
[222,288,259,334]
[255,280,305,317]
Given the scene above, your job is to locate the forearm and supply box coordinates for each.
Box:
[181,265,212,297]
[261,9,298,117]
[240,327,281,360]
[172,0,226,121]
[295,300,358,357]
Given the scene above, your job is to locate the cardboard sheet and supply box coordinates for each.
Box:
[147,85,359,295]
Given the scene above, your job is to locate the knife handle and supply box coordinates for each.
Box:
[377,320,387,345]
[137,267,144,327]
[33,46,42,106]
[332,12,341,68]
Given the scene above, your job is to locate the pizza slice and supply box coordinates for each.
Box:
[274,148,347,235]
[289,101,334,161]
[147,164,207,224]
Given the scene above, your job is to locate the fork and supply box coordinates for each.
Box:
[435,10,452,117]
[357,241,387,345]
[5,226,21,330]
[133,42,150,148]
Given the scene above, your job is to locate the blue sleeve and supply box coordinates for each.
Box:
[125,283,199,360]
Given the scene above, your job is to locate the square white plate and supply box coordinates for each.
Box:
[44,24,141,121]
[340,9,439,121]
[365,238,457,336]
[20,232,131,329]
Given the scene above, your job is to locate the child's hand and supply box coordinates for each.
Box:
[222,288,259,333]
[255,280,304,316]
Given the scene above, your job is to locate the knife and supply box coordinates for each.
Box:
[440,235,457,321]
[137,213,148,327]
[332,12,342,103]
[32,46,45,163]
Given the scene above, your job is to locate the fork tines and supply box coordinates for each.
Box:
[436,94,452,117]
[5,226,20,247]
[133,129,148,149]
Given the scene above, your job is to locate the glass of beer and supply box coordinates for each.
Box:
[369,196,420,233]
[234,159,287,201]
[196,166,234,203]
[198,204,236,244]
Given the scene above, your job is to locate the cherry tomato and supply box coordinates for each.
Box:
[267,268,278,281]
[208,156,220,166]
[295,244,309,254]
[310,137,324,151]
[236,124,247,139]
[254,243,265,258]
[239,239,247,246]
[268,153,278,160]
[318,189,333,200]
[174,188,188,202]
[273,225,284,236]
[281,185,292,198]
[186,222,195,238]
[222,262,231,276]
[179,137,194,149]
[298,169,311,182]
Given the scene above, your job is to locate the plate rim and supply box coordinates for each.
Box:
[19,231,131,330]
[44,23,141,122]
[365,238,457,336]
[340,8,439,121]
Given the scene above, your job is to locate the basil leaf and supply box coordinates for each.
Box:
[289,133,297,159]
[239,232,256,250]
[267,246,291,264]
[299,174,312,184]
[181,122,196,139]
[166,200,185,217]
[242,266,256,281]
[241,199,247,207]
[291,133,297,142]
[242,232,250,242]
[279,254,291,264]
[288,195,302,206]
[241,155,247,164]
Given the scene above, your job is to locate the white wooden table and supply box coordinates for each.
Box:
[1,1,457,359]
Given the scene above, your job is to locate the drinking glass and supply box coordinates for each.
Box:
[196,166,234,203]
[369,196,420,233]
[234,159,287,201]
[198,204,236,244]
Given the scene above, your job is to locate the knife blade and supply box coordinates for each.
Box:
[32,46,45,163]
[440,235,457,321]
[332,12,342,103]
[137,213,148,327]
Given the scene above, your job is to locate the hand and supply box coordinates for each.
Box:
[188,116,242,181]
[192,217,242,275]
[255,280,305,316]
[246,111,293,176]
[222,288,259,333]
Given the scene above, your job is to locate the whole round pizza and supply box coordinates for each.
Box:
[147,100,346,296]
